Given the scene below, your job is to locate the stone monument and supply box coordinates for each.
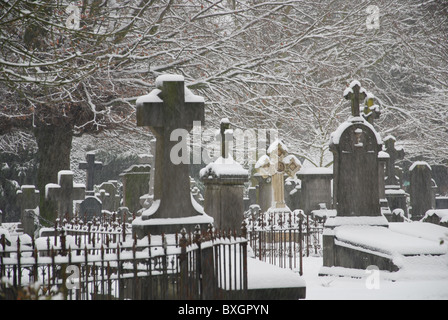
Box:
[78,152,103,196]
[323,80,389,269]
[200,118,249,230]
[132,74,213,236]
[255,139,301,215]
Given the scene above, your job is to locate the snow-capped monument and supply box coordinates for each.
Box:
[132,75,212,237]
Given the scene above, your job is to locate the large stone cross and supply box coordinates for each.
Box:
[79,152,103,193]
[256,139,301,210]
[344,80,367,117]
[45,170,85,219]
[384,135,405,186]
[136,75,205,220]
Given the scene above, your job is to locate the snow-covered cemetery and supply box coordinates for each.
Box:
[1,1,448,303]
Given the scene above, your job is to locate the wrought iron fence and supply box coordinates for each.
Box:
[0,223,248,300]
[245,208,324,275]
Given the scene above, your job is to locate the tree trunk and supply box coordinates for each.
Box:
[34,121,74,222]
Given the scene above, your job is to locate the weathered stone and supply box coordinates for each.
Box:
[297,167,332,216]
[200,119,249,230]
[409,161,433,221]
[132,75,212,236]
[16,185,40,237]
[120,164,150,215]
[45,170,85,219]
[79,152,103,195]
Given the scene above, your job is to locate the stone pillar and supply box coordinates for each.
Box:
[200,119,249,230]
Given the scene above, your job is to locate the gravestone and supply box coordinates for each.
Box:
[255,139,301,215]
[409,161,433,221]
[253,173,272,213]
[378,151,393,221]
[78,196,103,221]
[96,180,120,212]
[323,80,388,269]
[297,167,333,216]
[79,152,103,196]
[45,170,85,219]
[120,164,151,215]
[132,74,213,236]
[383,136,407,213]
[16,185,40,237]
[436,196,448,209]
[284,177,301,211]
[200,119,249,230]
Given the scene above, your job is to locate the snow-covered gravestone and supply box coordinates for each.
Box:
[296,167,333,216]
[16,185,40,237]
[323,81,389,269]
[132,74,212,237]
[78,152,103,196]
[255,139,301,215]
[383,136,407,213]
[119,164,151,215]
[45,170,85,220]
[200,119,249,230]
[409,161,434,221]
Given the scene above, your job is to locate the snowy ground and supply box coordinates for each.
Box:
[301,256,448,300]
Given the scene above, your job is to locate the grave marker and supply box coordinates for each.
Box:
[45,170,85,220]
[132,75,212,236]
[79,152,103,195]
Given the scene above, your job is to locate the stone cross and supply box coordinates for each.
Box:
[135,75,205,220]
[256,140,301,210]
[383,136,405,187]
[16,185,40,236]
[79,152,103,193]
[344,81,367,117]
[45,170,85,219]
[362,92,381,125]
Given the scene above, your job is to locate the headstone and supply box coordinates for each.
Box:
[323,80,388,269]
[96,180,120,212]
[132,74,213,236]
[119,164,151,215]
[409,161,434,221]
[253,174,272,213]
[436,196,448,209]
[378,151,393,221]
[45,170,85,219]
[16,185,40,237]
[383,136,408,213]
[284,177,301,211]
[78,152,103,195]
[297,167,333,216]
[200,119,249,230]
[78,196,102,221]
[255,139,301,215]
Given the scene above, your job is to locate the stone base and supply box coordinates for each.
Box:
[132,214,213,237]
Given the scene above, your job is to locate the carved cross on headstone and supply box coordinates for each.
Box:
[384,135,405,186]
[79,152,103,193]
[256,139,301,209]
[136,75,205,219]
[344,80,367,117]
